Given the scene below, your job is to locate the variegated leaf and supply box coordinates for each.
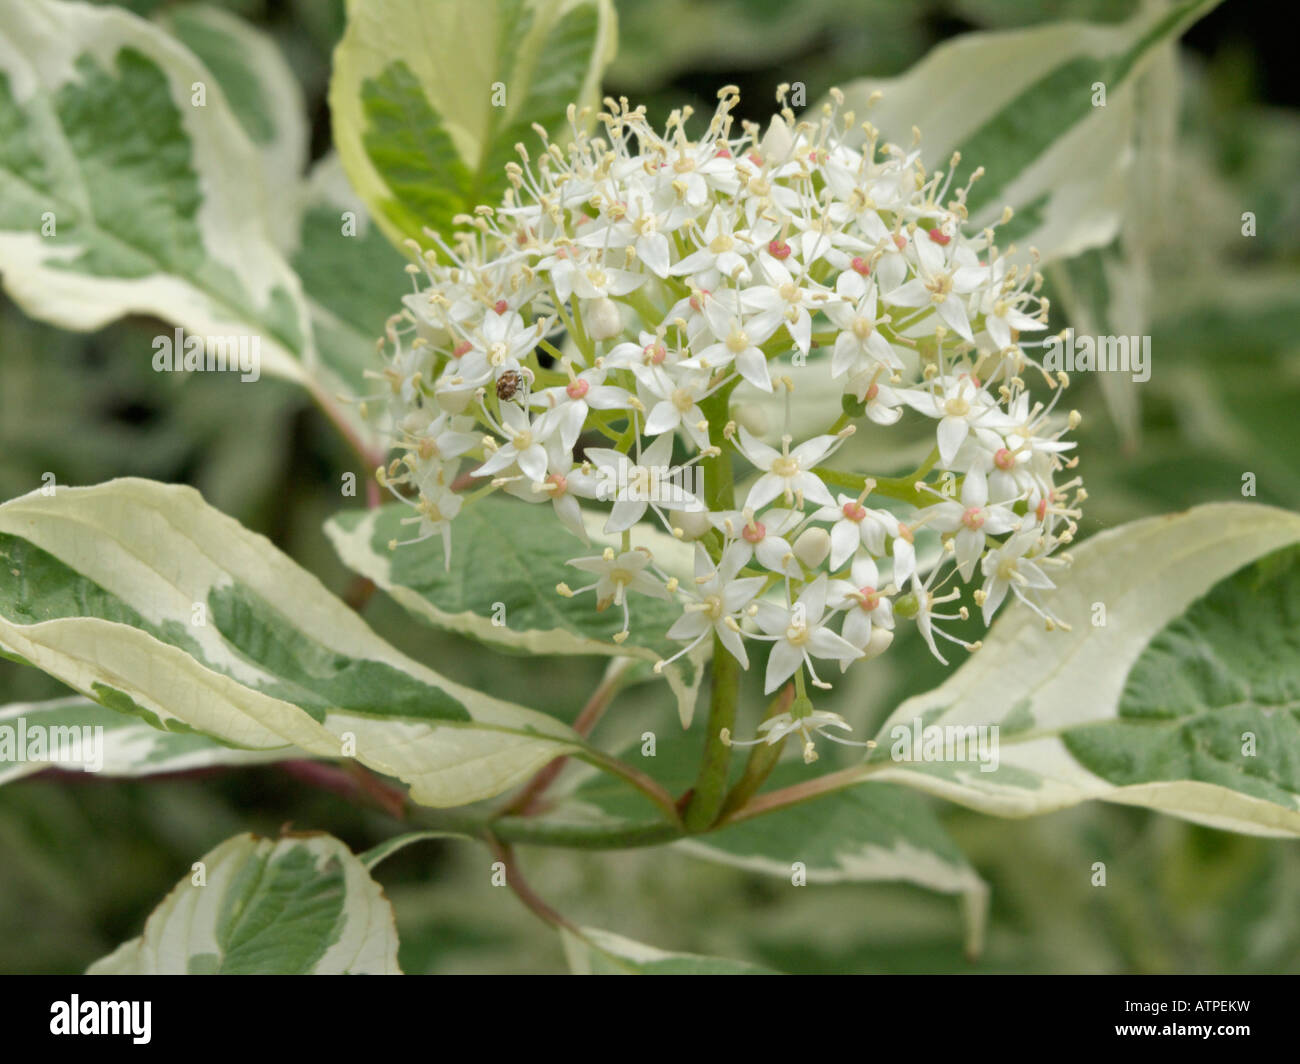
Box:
[0,0,313,384]
[329,0,618,250]
[862,503,1300,836]
[0,695,293,784]
[0,478,582,808]
[325,497,708,726]
[833,0,1220,263]
[289,153,411,401]
[562,926,775,974]
[157,3,308,249]
[88,832,401,974]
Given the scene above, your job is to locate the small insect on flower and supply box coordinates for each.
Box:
[496,369,526,402]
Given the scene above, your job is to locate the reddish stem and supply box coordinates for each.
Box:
[504,665,626,817]
[487,837,578,932]
[280,759,408,819]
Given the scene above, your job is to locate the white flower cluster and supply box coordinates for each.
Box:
[371,86,1084,758]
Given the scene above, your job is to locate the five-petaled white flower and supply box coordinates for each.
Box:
[736,427,841,510]
[751,575,863,693]
[661,543,767,669]
[585,434,703,534]
[560,546,671,642]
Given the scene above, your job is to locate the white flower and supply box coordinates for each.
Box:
[560,546,671,641]
[740,258,819,355]
[636,365,713,449]
[661,543,766,668]
[812,491,900,570]
[979,529,1058,625]
[399,409,479,466]
[531,361,630,451]
[976,256,1046,350]
[715,507,804,578]
[385,480,462,571]
[541,239,643,302]
[457,309,541,386]
[916,474,1020,580]
[654,142,741,207]
[902,564,979,666]
[722,696,877,764]
[585,434,702,534]
[748,708,859,764]
[502,444,602,542]
[885,229,987,341]
[735,427,840,510]
[473,402,559,483]
[606,330,674,372]
[846,369,906,426]
[684,306,780,393]
[670,207,754,284]
[751,575,863,693]
[574,188,691,278]
[825,277,901,379]
[829,555,895,656]
[901,373,1000,465]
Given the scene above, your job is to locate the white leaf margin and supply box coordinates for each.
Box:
[0,478,582,808]
[0,0,316,382]
[324,503,709,727]
[87,832,401,974]
[864,503,1300,836]
[0,695,293,784]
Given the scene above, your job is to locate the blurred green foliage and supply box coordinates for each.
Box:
[2,0,1297,973]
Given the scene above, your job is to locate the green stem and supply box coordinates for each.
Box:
[682,382,743,831]
[569,295,593,359]
[698,384,737,510]
[683,635,741,831]
[551,287,593,362]
[814,446,941,508]
[537,338,567,362]
[413,806,683,849]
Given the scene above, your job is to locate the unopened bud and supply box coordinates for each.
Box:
[761,115,794,160]
[792,527,831,568]
[586,297,623,340]
[669,507,712,541]
[862,627,894,661]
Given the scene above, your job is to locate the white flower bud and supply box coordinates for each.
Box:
[669,507,712,540]
[862,627,894,661]
[792,527,830,569]
[586,297,623,341]
[760,115,794,162]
